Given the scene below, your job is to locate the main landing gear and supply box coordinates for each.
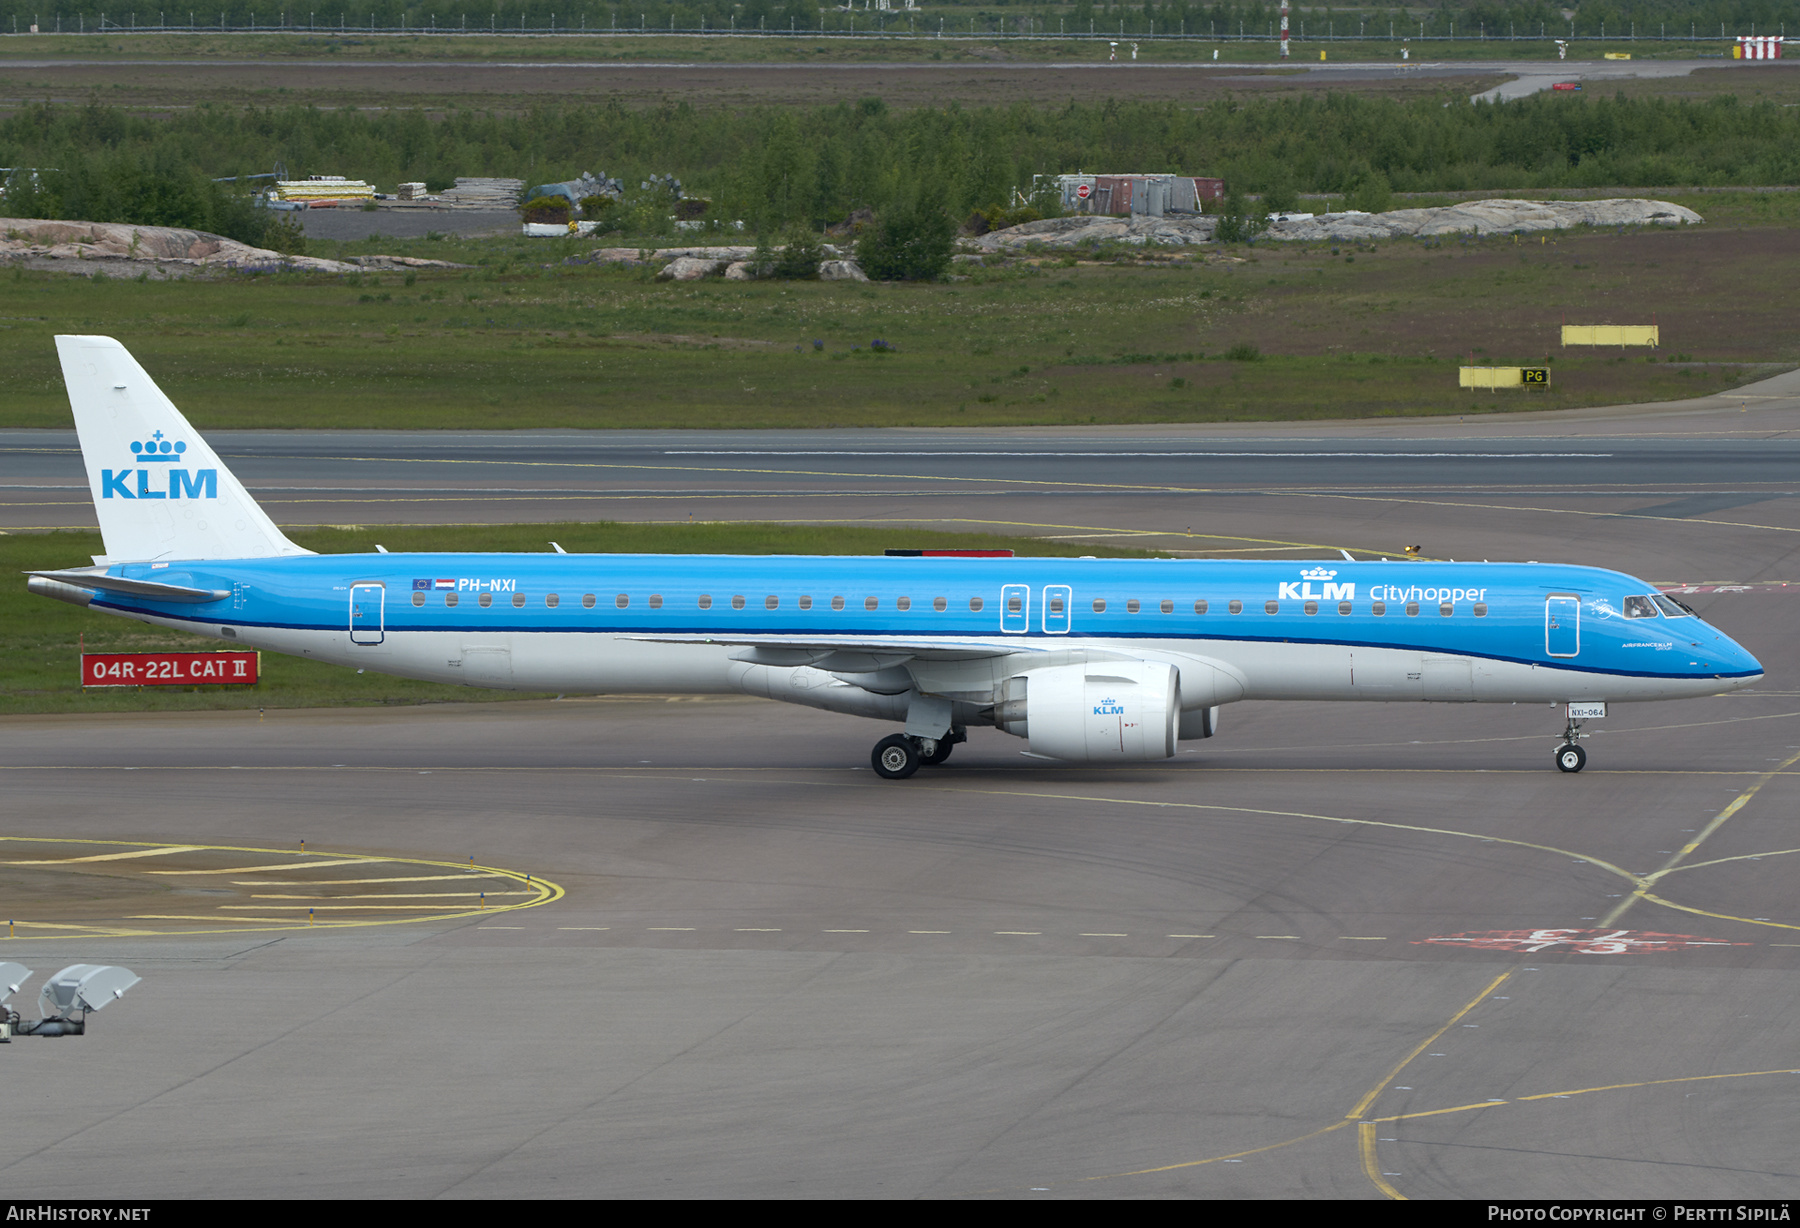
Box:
[1555,709,1588,774]
[871,729,966,780]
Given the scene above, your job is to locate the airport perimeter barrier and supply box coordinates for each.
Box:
[1460,366,1551,389]
[1562,325,1659,347]
[0,16,1787,42]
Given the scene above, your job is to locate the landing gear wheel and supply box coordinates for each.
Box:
[872,734,922,780]
[1555,743,1587,774]
[921,728,964,766]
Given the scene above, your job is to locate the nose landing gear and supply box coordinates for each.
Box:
[1555,707,1588,773]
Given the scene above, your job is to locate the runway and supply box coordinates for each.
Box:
[3,376,1798,1198]
[4,367,1799,567]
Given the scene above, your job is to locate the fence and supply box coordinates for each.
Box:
[0,13,1791,42]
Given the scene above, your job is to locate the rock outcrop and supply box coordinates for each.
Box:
[0,217,469,274]
[971,198,1701,252]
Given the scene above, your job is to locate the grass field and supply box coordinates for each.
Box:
[0,521,1150,714]
[2,206,1790,431]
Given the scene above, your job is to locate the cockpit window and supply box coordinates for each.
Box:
[1622,595,1658,619]
[1652,594,1695,618]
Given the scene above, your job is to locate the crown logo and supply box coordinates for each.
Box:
[130,431,188,463]
[1300,567,1337,581]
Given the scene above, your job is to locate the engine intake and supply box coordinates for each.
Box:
[994,661,1179,762]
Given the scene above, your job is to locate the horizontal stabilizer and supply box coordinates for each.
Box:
[27,568,230,604]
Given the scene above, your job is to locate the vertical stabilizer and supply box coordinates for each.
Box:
[55,335,311,563]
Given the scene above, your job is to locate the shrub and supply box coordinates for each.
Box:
[1213,190,1264,244]
[521,196,571,225]
[855,192,955,282]
[771,228,823,279]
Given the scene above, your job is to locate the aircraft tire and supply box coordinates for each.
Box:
[1555,743,1587,774]
[872,734,921,780]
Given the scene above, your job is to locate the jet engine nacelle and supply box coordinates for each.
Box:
[995,661,1179,762]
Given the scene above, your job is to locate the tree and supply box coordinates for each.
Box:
[1212,189,1263,243]
[855,190,955,281]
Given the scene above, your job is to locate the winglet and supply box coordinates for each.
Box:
[54,336,312,564]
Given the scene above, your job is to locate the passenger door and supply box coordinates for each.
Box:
[350,582,385,646]
[1545,595,1579,658]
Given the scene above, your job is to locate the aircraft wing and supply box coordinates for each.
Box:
[625,633,1027,667]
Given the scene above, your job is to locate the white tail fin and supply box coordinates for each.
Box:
[55,335,311,564]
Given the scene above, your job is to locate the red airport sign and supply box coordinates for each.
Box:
[82,651,261,688]
[1551,82,1582,91]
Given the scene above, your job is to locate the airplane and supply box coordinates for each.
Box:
[27,335,1764,778]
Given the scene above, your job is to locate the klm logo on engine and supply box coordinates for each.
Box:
[1093,696,1125,716]
[100,432,218,500]
[1278,566,1354,602]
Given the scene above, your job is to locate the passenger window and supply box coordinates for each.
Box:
[1092,598,1107,613]
[446,592,459,608]
[1007,595,1022,613]
[1473,603,1488,617]
[478,593,493,609]
[933,596,947,612]
[512,593,526,608]
[1264,600,1279,614]
[1439,602,1453,616]
[1194,599,1208,615]
[411,591,425,607]
[1304,601,1318,616]
[581,594,595,609]
[1405,602,1420,616]
[698,594,712,610]
[1126,599,1140,614]
[1160,599,1173,614]
[1228,600,1242,615]
[546,594,559,608]
[765,595,779,610]
[831,595,845,611]
[1623,595,1657,618]
[864,596,879,611]
[1337,601,1352,616]
[1371,601,1384,616]
[799,595,812,611]
[649,594,663,609]
[970,596,984,612]
[615,594,629,609]
[1048,595,1064,615]
[731,595,746,610]
[897,596,911,611]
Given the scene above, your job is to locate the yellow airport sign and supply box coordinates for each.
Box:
[1460,366,1551,389]
[1562,324,1659,347]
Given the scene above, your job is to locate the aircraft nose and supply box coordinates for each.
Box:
[1718,637,1763,688]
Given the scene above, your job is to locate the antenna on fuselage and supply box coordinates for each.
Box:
[550,542,567,554]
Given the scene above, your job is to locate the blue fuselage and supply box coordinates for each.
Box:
[83,555,1761,706]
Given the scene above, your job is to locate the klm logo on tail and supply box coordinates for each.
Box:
[101,432,217,500]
